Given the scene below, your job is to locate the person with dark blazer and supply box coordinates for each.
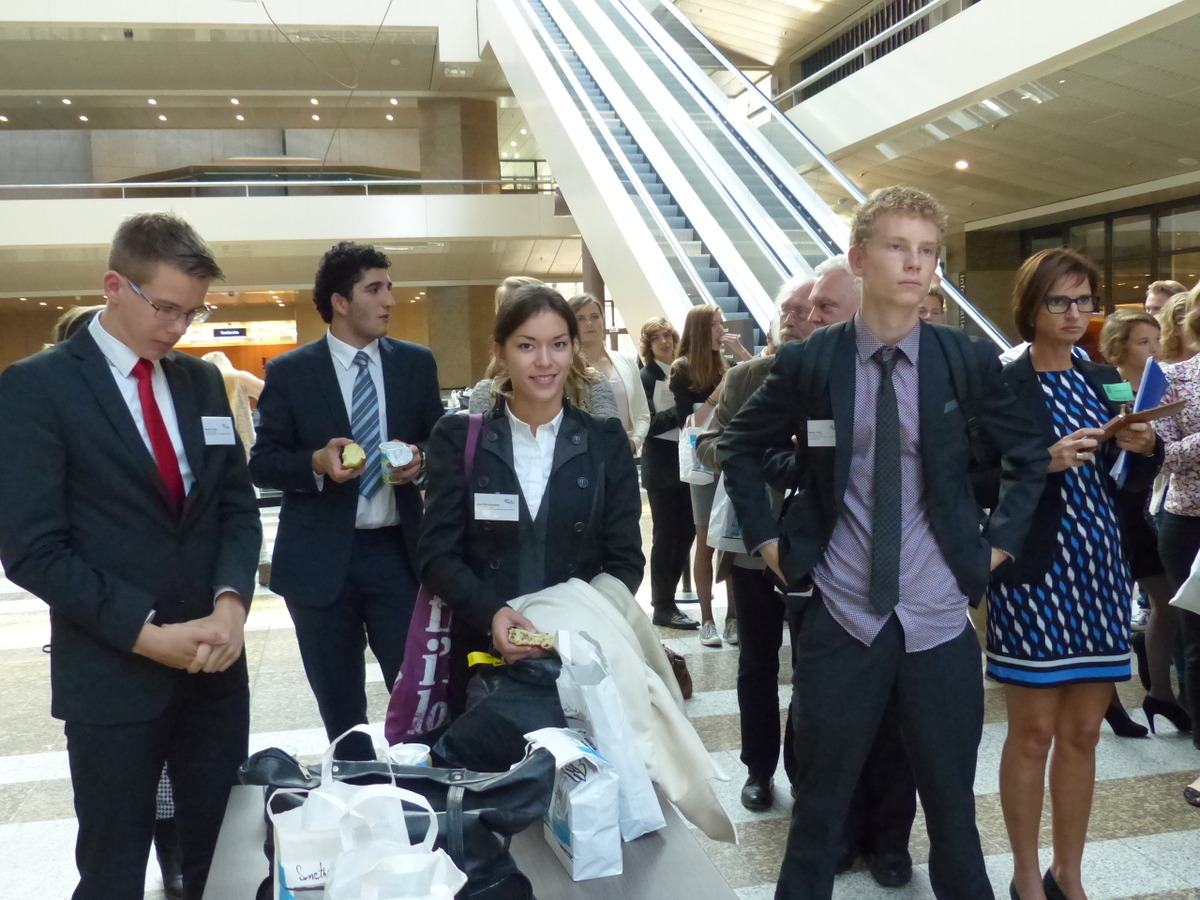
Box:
[250,242,443,761]
[638,315,697,629]
[418,284,643,700]
[720,187,1048,900]
[0,213,261,900]
[985,249,1160,900]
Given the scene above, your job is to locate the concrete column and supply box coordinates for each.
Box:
[417,98,500,195]
[424,284,496,388]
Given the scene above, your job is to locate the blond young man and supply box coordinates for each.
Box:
[720,187,1048,900]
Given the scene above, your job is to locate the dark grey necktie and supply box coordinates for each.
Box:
[869,348,901,615]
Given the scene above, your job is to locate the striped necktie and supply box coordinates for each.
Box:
[350,351,383,499]
[868,347,901,615]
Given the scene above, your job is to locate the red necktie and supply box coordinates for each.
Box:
[132,358,186,511]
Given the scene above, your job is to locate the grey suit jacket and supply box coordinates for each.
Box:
[0,328,261,723]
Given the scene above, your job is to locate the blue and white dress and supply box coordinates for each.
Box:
[985,368,1133,687]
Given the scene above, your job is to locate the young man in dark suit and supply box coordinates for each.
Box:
[719,186,1048,899]
[0,212,262,899]
[250,242,443,760]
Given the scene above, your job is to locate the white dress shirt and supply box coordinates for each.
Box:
[505,405,563,521]
[324,331,398,530]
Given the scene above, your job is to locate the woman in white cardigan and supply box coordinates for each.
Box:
[570,293,650,454]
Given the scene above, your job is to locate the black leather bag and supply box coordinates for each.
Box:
[239,745,556,900]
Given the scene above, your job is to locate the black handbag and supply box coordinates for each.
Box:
[239,744,556,900]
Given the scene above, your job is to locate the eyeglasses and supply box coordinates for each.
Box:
[125,277,213,325]
[1043,294,1099,314]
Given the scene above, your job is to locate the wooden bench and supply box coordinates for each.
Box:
[203,784,739,899]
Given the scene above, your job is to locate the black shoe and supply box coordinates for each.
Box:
[1104,699,1149,738]
[154,817,184,900]
[652,607,699,630]
[1143,695,1193,734]
[870,852,913,888]
[1042,869,1068,900]
[1009,881,1020,900]
[739,775,773,811]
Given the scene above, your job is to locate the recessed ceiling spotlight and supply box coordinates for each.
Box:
[311,114,320,121]
[310,98,319,105]
[235,114,244,121]
[56,306,63,310]
[389,98,398,105]
[385,114,394,121]
[954,160,969,170]
[0,116,8,123]
[157,114,167,122]
[148,98,157,105]
[519,128,527,135]
[38,301,47,306]
[509,141,517,147]
[62,98,72,105]
[78,115,89,122]
[500,152,508,159]
[230,98,240,105]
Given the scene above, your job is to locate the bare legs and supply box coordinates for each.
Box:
[694,524,715,626]
[1000,682,1111,900]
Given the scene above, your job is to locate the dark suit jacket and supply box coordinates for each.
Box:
[988,350,1162,585]
[418,402,644,638]
[696,354,774,472]
[718,321,1049,603]
[249,335,443,607]
[0,328,261,724]
[639,361,683,492]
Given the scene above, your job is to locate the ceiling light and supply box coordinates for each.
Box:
[311,114,320,121]
[500,152,507,159]
[310,98,319,105]
[148,98,157,105]
[56,306,63,310]
[62,98,71,105]
[0,116,7,123]
[19,297,27,301]
[385,114,394,121]
[519,128,528,135]
[38,301,47,306]
[509,141,517,147]
[157,114,167,122]
[389,98,398,105]
[235,114,244,121]
[954,160,969,170]
[230,98,239,105]
[78,115,88,122]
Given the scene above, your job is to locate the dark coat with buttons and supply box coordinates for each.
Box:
[418,399,644,640]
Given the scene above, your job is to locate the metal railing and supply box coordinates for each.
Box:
[0,176,557,201]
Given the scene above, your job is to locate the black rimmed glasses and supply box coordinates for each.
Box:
[1043,294,1099,314]
[125,277,213,325]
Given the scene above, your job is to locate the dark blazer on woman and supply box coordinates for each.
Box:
[418,400,644,639]
[640,360,683,491]
[669,356,718,429]
[990,350,1162,585]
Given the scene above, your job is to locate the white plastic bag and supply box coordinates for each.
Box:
[556,632,666,841]
[526,727,622,881]
[269,725,381,897]
[677,420,713,485]
[706,477,746,553]
[325,786,467,900]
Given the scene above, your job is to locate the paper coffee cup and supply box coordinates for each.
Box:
[387,743,431,767]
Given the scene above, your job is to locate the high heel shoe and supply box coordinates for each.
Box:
[1104,700,1149,738]
[1043,869,1068,900]
[1143,696,1193,734]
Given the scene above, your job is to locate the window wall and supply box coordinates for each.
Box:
[1023,196,1200,309]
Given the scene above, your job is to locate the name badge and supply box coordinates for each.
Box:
[1103,381,1134,403]
[201,416,236,445]
[806,419,836,447]
[474,493,520,522]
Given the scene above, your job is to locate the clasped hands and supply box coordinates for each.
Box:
[132,593,246,674]
[313,437,422,485]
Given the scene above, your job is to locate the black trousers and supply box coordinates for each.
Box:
[730,564,796,783]
[66,659,249,900]
[286,525,419,760]
[1156,511,1200,750]
[776,600,992,900]
[646,484,695,610]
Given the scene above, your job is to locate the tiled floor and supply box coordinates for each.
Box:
[1,503,1198,898]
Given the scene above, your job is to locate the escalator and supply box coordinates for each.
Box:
[480,0,1008,348]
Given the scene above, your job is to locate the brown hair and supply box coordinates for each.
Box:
[108,212,223,285]
[849,185,947,248]
[638,316,678,366]
[1148,279,1187,299]
[489,284,595,409]
[1158,291,1194,363]
[672,304,726,392]
[50,304,103,345]
[1099,309,1159,366]
[1012,248,1100,343]
[494,275,542,310]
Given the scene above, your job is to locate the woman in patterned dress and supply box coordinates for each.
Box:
[987,249,1160,900]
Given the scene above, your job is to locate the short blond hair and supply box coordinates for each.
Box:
[849,186,947,248]
[1099,309,1158,366]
